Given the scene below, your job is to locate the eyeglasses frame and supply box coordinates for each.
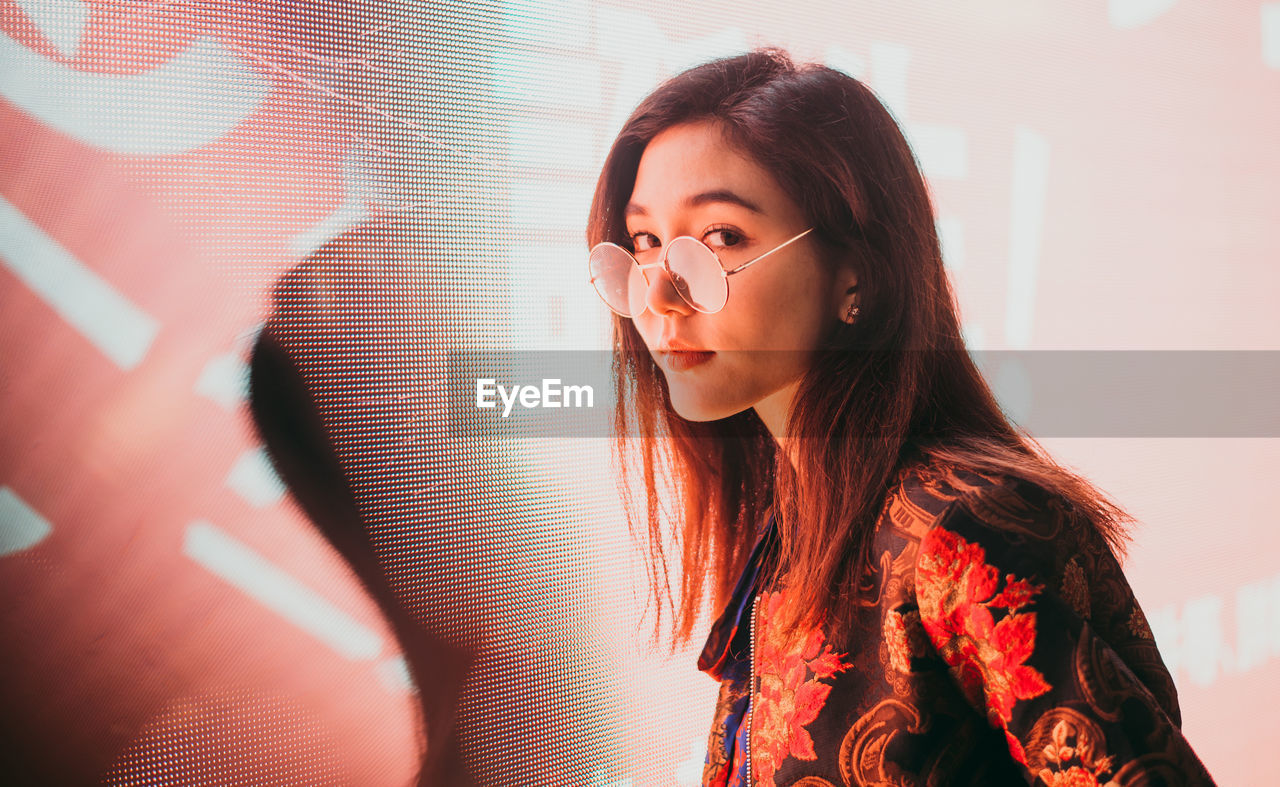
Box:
[588,226,815,317]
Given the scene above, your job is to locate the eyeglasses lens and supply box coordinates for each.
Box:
[589,239,727,316]
[589,244,638,316]
[665,237,727,313]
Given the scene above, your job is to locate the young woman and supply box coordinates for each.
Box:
[586,50,1216,786]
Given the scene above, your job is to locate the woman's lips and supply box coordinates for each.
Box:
[662,349,715,371]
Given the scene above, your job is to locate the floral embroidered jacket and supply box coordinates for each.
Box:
[698,460,1217,786]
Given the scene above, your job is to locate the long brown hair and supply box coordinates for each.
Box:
[587,48,1132,647]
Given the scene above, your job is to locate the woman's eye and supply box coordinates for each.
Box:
[704,228,743,249]
[630,232,659,252]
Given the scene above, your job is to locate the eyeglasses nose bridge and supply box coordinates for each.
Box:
[632,254,701,316]
[632,258,668,286]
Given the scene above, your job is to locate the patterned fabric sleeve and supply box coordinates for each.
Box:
[913,488,1218,786]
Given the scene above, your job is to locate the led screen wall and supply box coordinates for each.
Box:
[1,1,1278,784]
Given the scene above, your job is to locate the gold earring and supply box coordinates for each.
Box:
[845,303,860,323]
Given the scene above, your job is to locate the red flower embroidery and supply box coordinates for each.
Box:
[1006,729,1030,766]
[883,609,929,674]
[884,610,913,673]
[916,527,1051,742]
[1037,718,1115,786]
[1041,766,1103,787]
[751,591,851,787]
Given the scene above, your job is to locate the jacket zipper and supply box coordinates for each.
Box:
[747,592,760,786]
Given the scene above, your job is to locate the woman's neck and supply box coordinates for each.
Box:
[753,379,802,471]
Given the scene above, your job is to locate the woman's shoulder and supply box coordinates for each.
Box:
[880,455,1078,549]
[894,455,1179,703]
[891,457,1190,746]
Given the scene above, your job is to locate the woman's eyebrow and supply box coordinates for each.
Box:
[686,189,763,214]
[624,189,764,218]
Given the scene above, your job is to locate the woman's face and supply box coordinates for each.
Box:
[625,119,851,431]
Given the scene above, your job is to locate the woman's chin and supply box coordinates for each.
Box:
[667,390,743,422]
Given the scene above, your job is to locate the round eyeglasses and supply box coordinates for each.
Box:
[587,227,814,317]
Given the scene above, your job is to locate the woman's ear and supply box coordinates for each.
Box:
[835,263,860,322]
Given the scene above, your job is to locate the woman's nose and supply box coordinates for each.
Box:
[641,263,694,317]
